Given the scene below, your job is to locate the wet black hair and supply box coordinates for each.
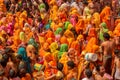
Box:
[103,32,110,40]
[9,69,15,78]
[67,61,75,69]
[5,47,14,54]
[96,65,102,72]
[2,54,9,62]
[114,49,120,55]
[57,62,63,71]
[114,49,120,58]
[85,69,92,78]
[16,55,22,60]
[0,58,7,67]
[83,0,88,5]
[19,68,26,78]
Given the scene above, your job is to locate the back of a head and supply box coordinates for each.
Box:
[19,68,26,77]
[96,65,102,72]
[57,62,63,71]
[85,69,92,78]
[83,0,88,5]
[16,54,22,61]
[114,49,120,58]
[114,49,120,55]
[67,61,75,69]
[9,69,15,78]
[103,32,110,40]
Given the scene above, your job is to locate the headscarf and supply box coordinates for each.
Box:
[45,19,52,30]
[91,45,99,53]
[55,28,63,35]
[64,29,74,38]
[85,37,97,53]
[70,40,80,54]
[99,22,108,41]
[45,24,50,30]
[64,21,70,30]
[20,11,27,19]
[39,42,49,57]
[44,52,53,62]
[49,42,59,61]
[49,42,58,53]
[0,30,7,44]
[100,6,111,28]
[92,12,100,28]
[19,31,26,42]
[115,23,120,30]
[77,34,84,41]
[46,38,54,45]
[45,29,55,39]
[18,47,27,61]
[60,36,69,45]
[39,3,46,11]
[28,38,38,50]
[7,23,14,36]
[18,47,31,73]
[113,23,120,36]
[75,19,84,34]
[58,44,68,59]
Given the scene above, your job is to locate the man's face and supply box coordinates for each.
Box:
[100,66,105,74]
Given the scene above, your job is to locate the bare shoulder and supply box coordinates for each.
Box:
[101,42,106,46]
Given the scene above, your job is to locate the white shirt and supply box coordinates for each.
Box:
[82,77,94,80]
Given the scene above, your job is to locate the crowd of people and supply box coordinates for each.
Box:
[0,0,120,80]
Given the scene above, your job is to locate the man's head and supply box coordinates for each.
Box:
[85,69,92,78]
[57,62,63,71]
[67,61,75,70]
[114,49,120,58]
[103,32,110,40]
[96,65,105,75]
[9,69,15,78]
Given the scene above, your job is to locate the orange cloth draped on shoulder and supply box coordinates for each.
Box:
[19,11,28,29]
[21,73,32,80]
[70,40,80,55]
[113,23,120,36]
[64,29,75,46]
[39,42,49,58]
[91,45,99,53]
[85,37,97,53]
[60,36,69,45]
[46,38,54,45]
[92,12,100,28]
[75,19,85,34]
[87,27,97,40]
[115,23,120,30]
[26,32,33,42]
[50,21,58,31]
[49,42,59,61]
[45,30,55,40]
[64,30,74,39]
[0,0,3,3]
[77,34,85,53]
[39,36,45,47]
[11,29,21,52]
[115,19,120,27]
[44,53,57,78]
[0,2,6,12]
[28,18,33,25]
[59,52,69,75]
[84,18,91,30]
[100,6,111,29]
